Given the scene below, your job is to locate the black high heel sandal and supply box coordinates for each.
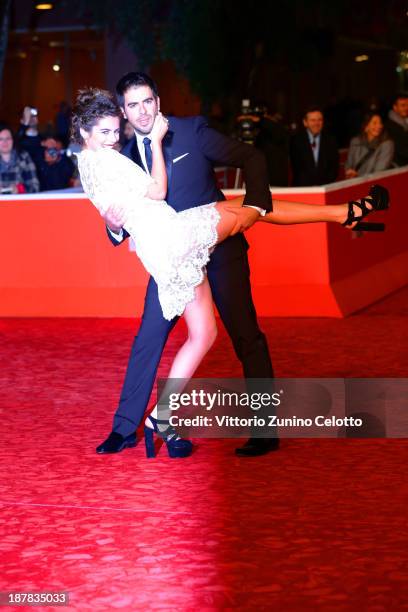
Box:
[144,415,193,459]
[343,184,390,232]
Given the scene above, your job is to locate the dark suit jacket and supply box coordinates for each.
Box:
[110,115,272,264]
[289,129,339,186]
[385,118,408,167]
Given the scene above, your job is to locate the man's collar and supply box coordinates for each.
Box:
[306,129,321,141]
[388,109,408,130]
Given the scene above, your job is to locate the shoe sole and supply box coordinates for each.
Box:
[96,441,137,454]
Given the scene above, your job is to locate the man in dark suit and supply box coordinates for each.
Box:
[290,107,339,186]
[385,93,408,167]
[97,72,278,457]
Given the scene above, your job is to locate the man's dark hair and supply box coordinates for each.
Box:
[303,106,323,120]
[391,92,408,106]
[115,72,159,107]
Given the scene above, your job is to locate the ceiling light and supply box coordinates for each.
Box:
[52,62,61,72]
[355,54,369,62]
[36,3,53,9]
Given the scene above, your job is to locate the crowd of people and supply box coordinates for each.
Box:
[0,92,407,195]
[0,104,77,194]
[254,92,408,186]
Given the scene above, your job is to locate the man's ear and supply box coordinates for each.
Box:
[79,127,89,141]
[302,118,307,128]
[120,107,127,119]
[157,96,161,112]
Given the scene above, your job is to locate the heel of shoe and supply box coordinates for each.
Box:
[353,222,385,232]
[144,427,156,458]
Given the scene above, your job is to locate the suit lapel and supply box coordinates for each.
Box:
[303,131,316,168]
[163,130,174,188]
[129,137,145,171]
[317,133,325,171]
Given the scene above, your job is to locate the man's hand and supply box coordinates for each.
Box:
[223,206,260,235]
[102,204,127,234]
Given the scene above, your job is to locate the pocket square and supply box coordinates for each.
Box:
[172,153,189,163]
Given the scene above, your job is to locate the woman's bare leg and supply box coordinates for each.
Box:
[214,195,368,241]
[167,276,217,379]
[149,276,217,424]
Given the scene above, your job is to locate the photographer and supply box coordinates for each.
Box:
[0,122,39,194]
[236,102,289,186]
[18,106,75,191]
[36,136,76,191]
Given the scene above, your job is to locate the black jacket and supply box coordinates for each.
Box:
[385,118,408,167]
[290,129,339,186]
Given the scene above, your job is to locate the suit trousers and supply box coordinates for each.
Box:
[112,245,274,436]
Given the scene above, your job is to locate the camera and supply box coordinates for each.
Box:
[30,107,38,116]
[236,99,266,144]
[46,147,59,160]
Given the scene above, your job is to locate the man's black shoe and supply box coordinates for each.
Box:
[96,431,137,454]
[235,437,280,457]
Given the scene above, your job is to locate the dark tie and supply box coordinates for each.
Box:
[143,137,152,174]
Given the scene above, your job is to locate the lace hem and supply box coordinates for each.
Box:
[158,203,220,320]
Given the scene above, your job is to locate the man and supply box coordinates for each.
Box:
[97,72,278,457]
[385,93,408,167]
[290,107,339,186]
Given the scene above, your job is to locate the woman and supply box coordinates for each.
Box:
[345,113,394,179]
[73,88,388,457]
[0,123,39,194]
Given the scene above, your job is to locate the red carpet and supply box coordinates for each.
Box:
[0,288,407,610]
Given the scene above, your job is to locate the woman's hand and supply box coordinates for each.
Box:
[345,168,358,179]
[150,112,169,143]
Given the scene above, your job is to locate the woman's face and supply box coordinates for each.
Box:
[0,129,13,157]
[365,115,383,140]
[82,116,120,150]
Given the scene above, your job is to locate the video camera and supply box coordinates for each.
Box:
[236,99,267,144]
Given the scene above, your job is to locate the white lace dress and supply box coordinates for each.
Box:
[77,148,220,320]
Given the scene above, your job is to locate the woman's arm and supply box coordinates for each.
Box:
[372,140,394,172]
[146,112,168,200]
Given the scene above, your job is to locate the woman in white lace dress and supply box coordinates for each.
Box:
[73,89,388,454]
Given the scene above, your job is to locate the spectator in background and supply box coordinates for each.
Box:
[17,105,42,159]
[0,122,39,193]
[255,111,289,186]
[18,107,75,191]
[289,107,339,186]
[35,136,76,191]
[385,93,408,167]
[54,101,71,148]
[345,113,394,179]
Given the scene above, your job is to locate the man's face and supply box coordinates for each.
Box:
[121,85,159,135]
[303,111,324,136]
[0,129,13,156]
[393,98,408,119]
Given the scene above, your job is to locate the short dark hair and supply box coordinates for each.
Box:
[71,88,121,145]
[303,106,323,120]
[115,72,159,107]
[392,92,408,106]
